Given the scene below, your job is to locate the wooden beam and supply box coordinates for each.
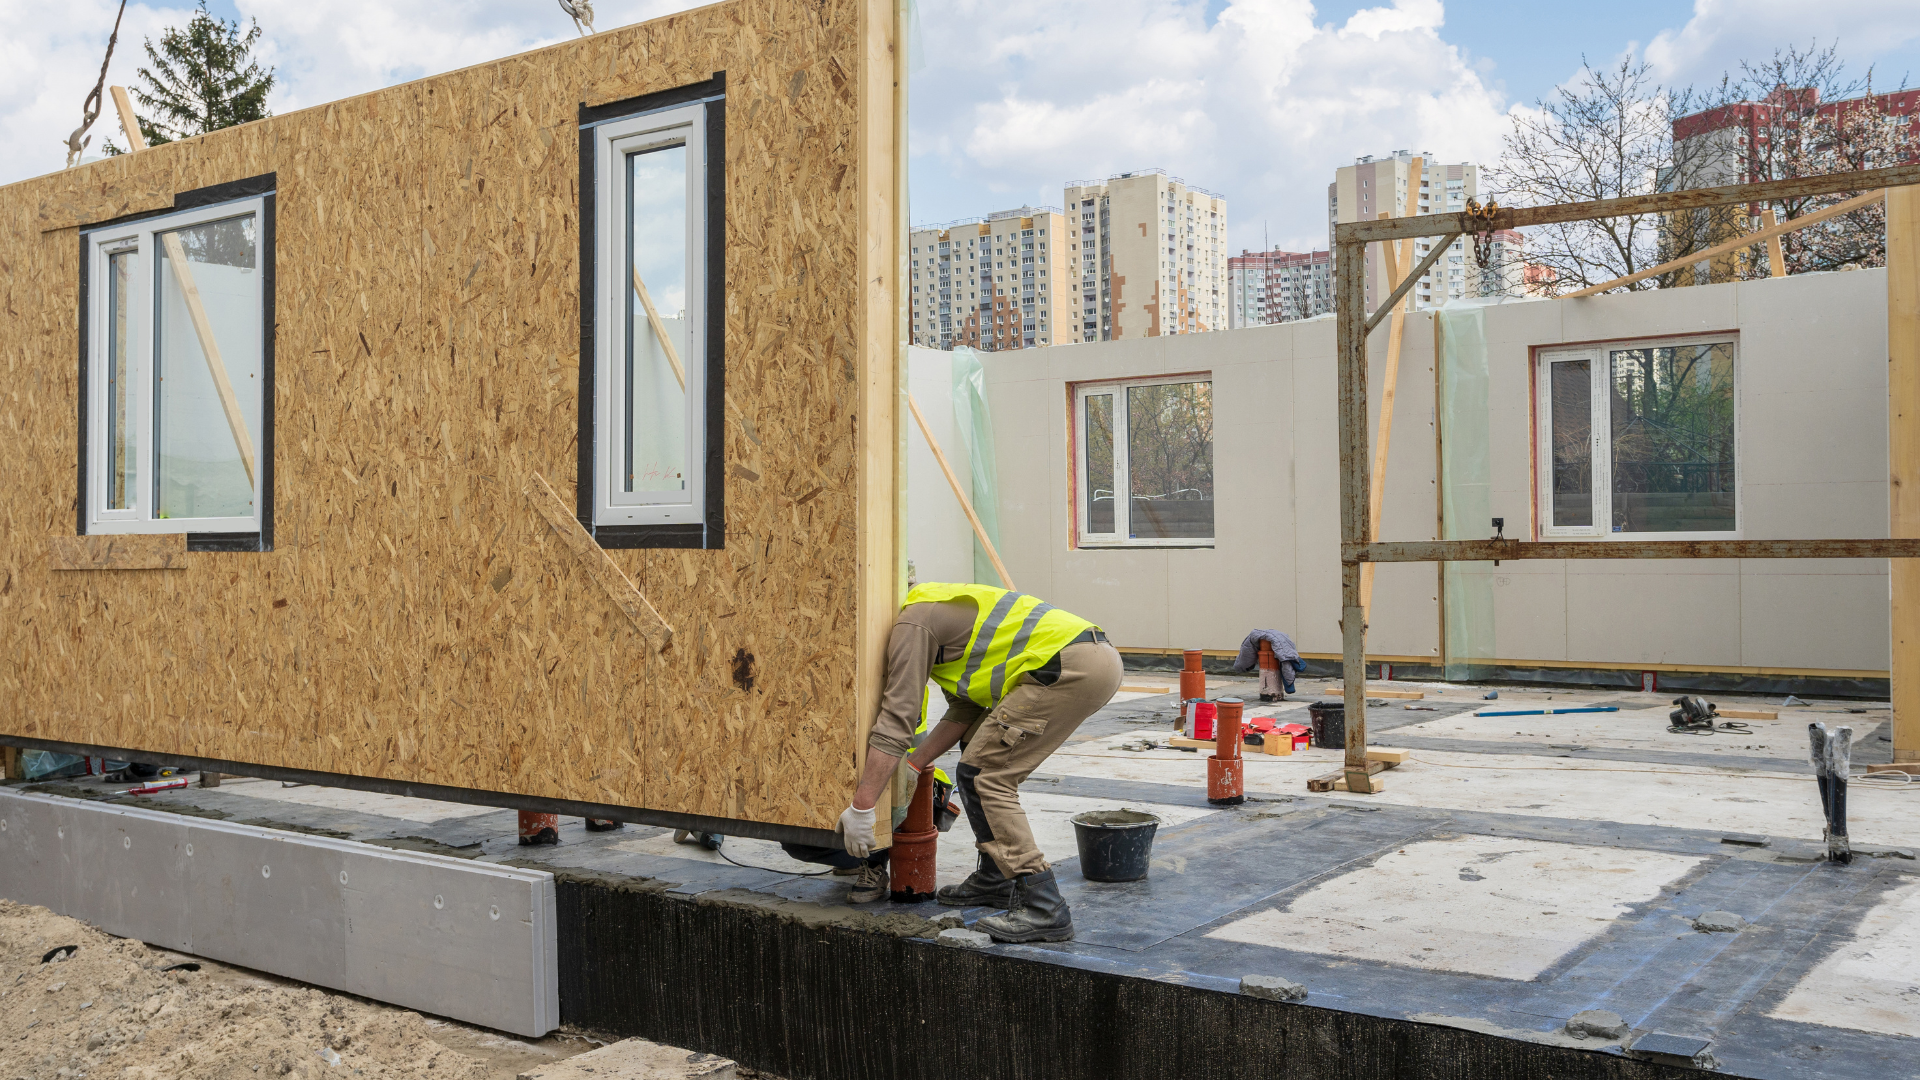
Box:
[906,392,1014,590]
[111,85,257,489]
[524,472,673,652]
[1891,183,1920,766]
[630,268,687,390]
[1339,162,1920,244]
[1761,207,1787,278]
[1364,233,1457,333]
[1359,163,1420,618]
[1563,189,1884,298]
[1335,232,1373,789]
[855,0,907,847]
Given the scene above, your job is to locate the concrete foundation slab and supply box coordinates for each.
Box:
[1769,875,1920,1037]
[1206,835,1704,980]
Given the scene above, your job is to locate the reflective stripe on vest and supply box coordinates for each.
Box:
[905,583,1097,708]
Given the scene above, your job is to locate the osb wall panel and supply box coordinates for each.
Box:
[0,0,893,832]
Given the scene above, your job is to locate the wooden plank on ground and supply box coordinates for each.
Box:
[48,534,188,571]
[1307,759,1388,792]
[1365,747,1411,764]
[1367,688,1425,700]
[1715,708,1778,721]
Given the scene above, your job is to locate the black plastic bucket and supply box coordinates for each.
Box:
[1071,809,1161,882]
[1308,701,1345,749]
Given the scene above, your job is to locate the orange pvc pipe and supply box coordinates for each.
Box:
[888,768,939,902]
[1180,649,1207,700]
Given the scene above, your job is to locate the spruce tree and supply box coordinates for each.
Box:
[109,0,274,150]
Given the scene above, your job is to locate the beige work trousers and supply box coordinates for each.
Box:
[956,640,1123,878]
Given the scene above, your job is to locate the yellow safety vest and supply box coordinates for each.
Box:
[905,583,1096,708]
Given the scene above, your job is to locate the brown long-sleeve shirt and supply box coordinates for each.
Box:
[866,598,989,758]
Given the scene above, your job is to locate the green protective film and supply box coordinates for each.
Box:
[1436,303,1496,682]
[949,346,1005,587]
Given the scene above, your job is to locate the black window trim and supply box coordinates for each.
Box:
[75,172,276,553]
[578,74,727,551]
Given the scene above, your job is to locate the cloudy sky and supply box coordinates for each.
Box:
[6,0,1920,252]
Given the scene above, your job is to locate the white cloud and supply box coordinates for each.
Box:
[909,0,1515,252]
[1644,0,1920,87]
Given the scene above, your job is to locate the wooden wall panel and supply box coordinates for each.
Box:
[0,0,898,833]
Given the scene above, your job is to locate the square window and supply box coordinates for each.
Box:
[1074,377,1214,547]
[82,191,273,545]
[1537,337,1737,537]
[586,94,722,548]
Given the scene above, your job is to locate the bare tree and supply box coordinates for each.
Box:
[62,0,130,167]
[1486,57,1735,295]
[1711,42,1915,274]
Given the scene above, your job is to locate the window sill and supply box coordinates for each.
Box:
[1076,541,1216,550]
[594,523,706,549]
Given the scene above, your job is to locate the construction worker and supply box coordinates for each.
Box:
[838,583,1120,943]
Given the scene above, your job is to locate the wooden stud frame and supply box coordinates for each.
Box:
[0,0,905,843]
[1335,163,1920,787]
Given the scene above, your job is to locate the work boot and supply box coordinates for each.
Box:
[976,869,1073,944]
[848,862,890,904]
[937,852,1014,908]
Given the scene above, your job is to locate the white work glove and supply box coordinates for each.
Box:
[838,804,877,858]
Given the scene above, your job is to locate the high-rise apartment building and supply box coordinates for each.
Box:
[1064,170,1226,341]
[1228,249,1332,327]
[1327,151,1481,310]
[908,206,1072,351]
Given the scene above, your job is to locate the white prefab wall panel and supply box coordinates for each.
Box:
[985,269,1893,674]
[0,790,558,1037]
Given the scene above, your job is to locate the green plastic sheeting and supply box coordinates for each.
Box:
[949,347,1006,587]
[1436,302,1498,681]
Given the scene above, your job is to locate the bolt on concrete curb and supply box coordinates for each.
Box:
[1566,1010,1630,1040]
[1693,910,1745,933]
[1240,975,1307,1002]
[937,928,992,949]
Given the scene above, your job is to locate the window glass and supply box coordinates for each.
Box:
[1085,394,1114,533]
[1549,358,1592,528]
[1126,381,1213,540]
[155,214,260,521]
[106,249,135,510]
[625,141,690,498]
[1609,343,1736,533]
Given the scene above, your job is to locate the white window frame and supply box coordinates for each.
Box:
[84,197,267,536]
[1074,374,1215,548]
[592,102,708,528]
[1535,334,1740,540]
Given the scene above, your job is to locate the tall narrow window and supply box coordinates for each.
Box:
[83,192,272,542]
[586,89,722,547]
[1084,393,1115,536]
[1075,376,1213,546]
[1537,337,1737,538]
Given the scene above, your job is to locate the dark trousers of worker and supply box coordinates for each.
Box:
[782,842,887,871]
[956,640,1124,878]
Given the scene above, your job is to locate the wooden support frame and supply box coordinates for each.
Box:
[1563,189,1883,298]
[1333,165,1920,790]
